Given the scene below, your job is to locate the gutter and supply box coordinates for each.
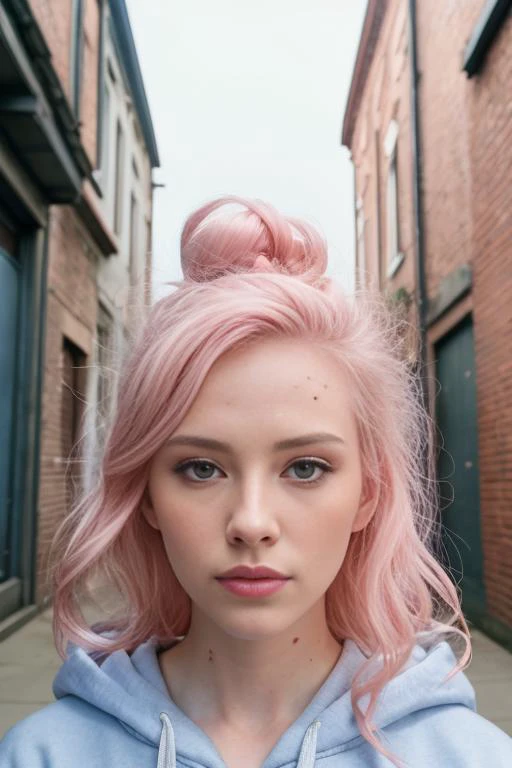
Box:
[408,0,428,412]
[463,0,512,77]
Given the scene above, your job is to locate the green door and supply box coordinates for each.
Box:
[435,315,486,620]
[0,247,20,584]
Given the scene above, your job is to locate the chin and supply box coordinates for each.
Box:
[210,606,309,642]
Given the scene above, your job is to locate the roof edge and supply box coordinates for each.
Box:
[341,0,389,150]
[109,0,160,168]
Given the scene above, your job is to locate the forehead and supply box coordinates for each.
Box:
[176,338,356,441]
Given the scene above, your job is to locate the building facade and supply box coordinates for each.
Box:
[0,0,159,638]
[342,0,512,646]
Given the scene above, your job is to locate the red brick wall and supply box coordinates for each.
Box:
[350,0,417,355]
[417,0,512,631]
[348,0,512,632]
[29,0,99,165]
[416,0,482,298]
[81,0,100,164]
[29,0,73,103]
[468,14,512,627]
[36,208,97,606]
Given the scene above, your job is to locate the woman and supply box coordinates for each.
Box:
[1,197,511,768]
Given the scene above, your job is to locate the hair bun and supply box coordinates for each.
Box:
[180,196,328,282]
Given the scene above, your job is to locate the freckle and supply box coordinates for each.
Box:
[313,396,318,401]
[307,376,311,380]
[293,637,299,644]
[208,648,213,662]
[309,658,313,662]
[323,384,328,389]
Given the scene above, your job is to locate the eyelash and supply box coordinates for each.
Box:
[172,458,334,486]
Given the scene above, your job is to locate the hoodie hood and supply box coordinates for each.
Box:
[52,632,476,768]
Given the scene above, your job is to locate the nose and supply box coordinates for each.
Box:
[225,475,280,548]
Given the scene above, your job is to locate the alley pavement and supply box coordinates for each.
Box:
[0,609,511,739]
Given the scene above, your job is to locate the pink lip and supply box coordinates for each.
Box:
[215,565,291,598]
[217,565,289,579]
[216,578,289,598]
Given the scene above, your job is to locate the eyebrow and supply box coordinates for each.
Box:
[165,432,345,452]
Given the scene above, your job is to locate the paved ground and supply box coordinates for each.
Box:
[0,608,511,740]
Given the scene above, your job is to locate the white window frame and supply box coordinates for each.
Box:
[384,120,404,278]
[356,198,366,289]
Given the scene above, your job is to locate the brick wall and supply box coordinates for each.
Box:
[29,0,99,166]
[81,0,100,164]
[417,0,512,631]
[29,0,73,103]
[36,208,98,606]
[415,0,482,299]
[468,14,512,627]
[350,0,417,356]
[346,0,512,634]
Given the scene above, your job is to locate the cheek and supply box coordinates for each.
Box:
[309,515,353,560]
[156,500,215,568]
[299,492,358,563]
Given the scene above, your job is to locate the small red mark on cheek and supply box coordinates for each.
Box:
[293,637,299,644]
[208,649,213,662]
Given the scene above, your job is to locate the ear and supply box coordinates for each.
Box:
[140,490,160,531]
[351,483,378,533]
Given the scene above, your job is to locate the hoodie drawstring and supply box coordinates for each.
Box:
[157,713,321,768]
[158,713,176,768]
[297,720,321,768]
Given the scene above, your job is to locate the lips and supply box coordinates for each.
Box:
[216,565,290,580]
[215,566,290,598]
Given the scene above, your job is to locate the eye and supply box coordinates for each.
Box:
[284,459,333,484]
[173,459,223,483]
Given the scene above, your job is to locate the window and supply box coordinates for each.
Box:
[144,218,152,304]
[114,120,125,235]
[96,307,113,429]
[95,2,107,173]
[356,199,366,289]
[61,337,86,507]
[100,85,110,183]
[70,0,84,116]
[384,119,403,278]
[129,192,138,285]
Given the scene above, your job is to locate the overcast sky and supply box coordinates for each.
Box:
[125,0,367,296]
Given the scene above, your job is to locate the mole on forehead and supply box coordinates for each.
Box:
[305,375,329,386]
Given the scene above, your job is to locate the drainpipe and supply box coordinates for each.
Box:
[408,0,429,414]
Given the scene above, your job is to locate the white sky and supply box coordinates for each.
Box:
[125,0,367,296]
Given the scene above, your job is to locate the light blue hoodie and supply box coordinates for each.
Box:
[1,632,511,767]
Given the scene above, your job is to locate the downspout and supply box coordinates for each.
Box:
[408,0,428,414]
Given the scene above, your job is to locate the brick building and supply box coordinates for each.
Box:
[0,0,159,638]
[342,0,512,647]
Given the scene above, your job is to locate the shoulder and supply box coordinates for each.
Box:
[387,704,512,767]
[0,696,138,767]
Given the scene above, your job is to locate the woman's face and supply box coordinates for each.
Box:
[146,338,373,640]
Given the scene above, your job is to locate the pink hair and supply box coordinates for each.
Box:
[50,196,470,767]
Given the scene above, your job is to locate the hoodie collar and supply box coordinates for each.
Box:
[53,634,475,768]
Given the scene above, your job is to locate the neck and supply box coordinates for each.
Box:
[158,600,343,731]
